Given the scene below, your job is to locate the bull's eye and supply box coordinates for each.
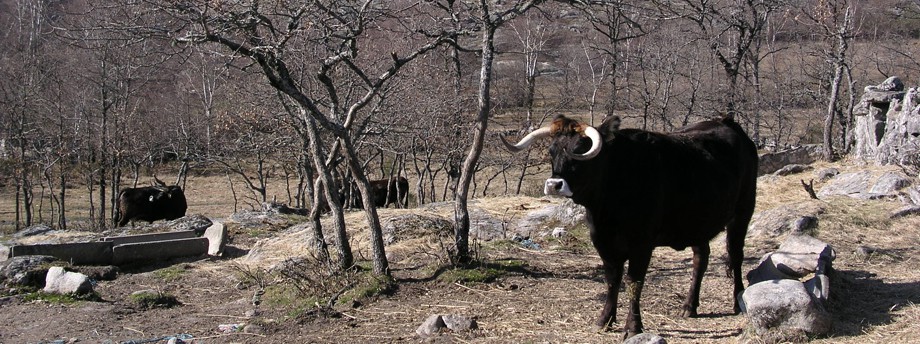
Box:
[572,138,589,154]
[149,195,154,202]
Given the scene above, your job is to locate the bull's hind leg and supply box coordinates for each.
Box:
[681,244,710,317]
[726,219,748,314]
[726,190,755,313]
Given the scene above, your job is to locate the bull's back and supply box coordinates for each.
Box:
[615,123,756,247]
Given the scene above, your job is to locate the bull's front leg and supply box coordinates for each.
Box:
[597,258,625,329]
[623,252,652,339]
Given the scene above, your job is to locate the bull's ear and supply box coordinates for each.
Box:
[149,195,155,202]
[600,115,621,141]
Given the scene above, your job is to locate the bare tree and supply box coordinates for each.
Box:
[800,0,856,161]
[116,1,458,275]
[451,0,548,265]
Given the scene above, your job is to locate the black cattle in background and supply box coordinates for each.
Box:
[116,178,188,227]
[341,176,409,209]
[503,114,758,339]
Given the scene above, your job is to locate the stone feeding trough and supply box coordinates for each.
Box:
[6,216,227,267]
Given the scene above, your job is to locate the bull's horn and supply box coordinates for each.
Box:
[572,126,602,160]
[501,127,553,152]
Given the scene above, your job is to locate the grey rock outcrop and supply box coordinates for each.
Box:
[818,170,913,199]
[852,77,920,166]
[758,145,823,176]
[43,266,93,295]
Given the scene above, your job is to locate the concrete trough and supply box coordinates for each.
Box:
[102,230,200,246]
[112,237,209,265]
[10,241,114,265]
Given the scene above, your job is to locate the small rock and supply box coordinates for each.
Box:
[243,323,265,335]
[815,168,840,182]
[43,267,93,295]
[244,309,260,317]
[792,216,818,234]
[891,205,920,219]
[416,314,446,337]
[773,164,813,176]
[203,222,228,256]
[551,227,567,238]
[804,274,831,303]
[624,333,667,344]
[441,314,478,331]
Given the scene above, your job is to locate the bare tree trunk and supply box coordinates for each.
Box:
[455,21,498,265]
[304,115,352,270]
[824,64,844,161]
[340,136,388,275]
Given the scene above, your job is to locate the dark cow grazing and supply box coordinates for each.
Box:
[116,178,188,227]
[344,176,410,209]
[503,114,758,339]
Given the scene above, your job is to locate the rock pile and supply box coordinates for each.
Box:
[741,234,835,342]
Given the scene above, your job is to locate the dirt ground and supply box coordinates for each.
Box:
[1,163,919,344]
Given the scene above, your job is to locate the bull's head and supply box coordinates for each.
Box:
[502,115,617,198]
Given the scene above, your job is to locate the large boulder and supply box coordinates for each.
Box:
[740,279,832,341]
[43,266,93,295]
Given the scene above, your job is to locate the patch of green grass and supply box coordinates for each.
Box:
[129,291,181,309]
[342,273,396,303]
[262,284,320,318]
[438,259,527,284]
[152,265,188,282]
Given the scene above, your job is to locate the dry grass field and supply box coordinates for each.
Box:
[0,159,919,344]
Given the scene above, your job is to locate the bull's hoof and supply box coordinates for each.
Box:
[596,316,616,330]
[680,305,698,318]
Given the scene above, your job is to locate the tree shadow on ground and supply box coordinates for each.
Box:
[826,269,920,338]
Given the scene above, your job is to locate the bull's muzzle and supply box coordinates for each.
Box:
[544,178,573,197]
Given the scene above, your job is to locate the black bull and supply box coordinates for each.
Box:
[503,114,758,339]
[116,184,188,227]
[342,177,410,209]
